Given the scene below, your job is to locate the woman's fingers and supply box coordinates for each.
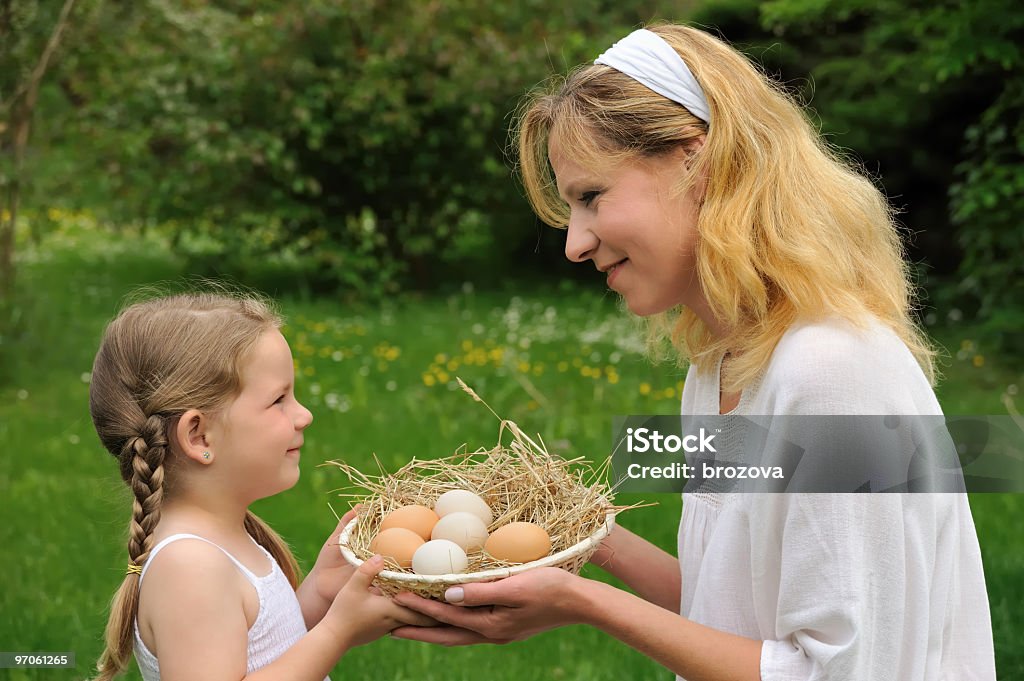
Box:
[392,592,495,631]
[445,578,523,607]
[390,625,508,646]
[391,604,441,628]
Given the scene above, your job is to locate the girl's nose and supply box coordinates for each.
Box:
[295,402,313,429]
[565,214,599,263]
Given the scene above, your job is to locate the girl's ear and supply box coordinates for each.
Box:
[176,409,213,465]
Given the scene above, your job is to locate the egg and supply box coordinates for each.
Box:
[369,527,424,569]
[411,539,469,575]
[430,511,489,551]
[484,522,551,563]
[379,504,439,541]
[434,489,493,526]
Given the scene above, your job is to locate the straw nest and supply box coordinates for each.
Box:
[325,380,627,599]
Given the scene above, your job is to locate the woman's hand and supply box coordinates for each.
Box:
[389,567,588,646]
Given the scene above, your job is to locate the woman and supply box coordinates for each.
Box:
[392,24,995,681]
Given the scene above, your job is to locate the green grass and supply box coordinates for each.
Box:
[1,218,1021,680]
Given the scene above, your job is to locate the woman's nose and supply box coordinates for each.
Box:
[565,214,599,263]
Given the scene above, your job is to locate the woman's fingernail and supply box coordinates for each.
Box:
[445,586,464,603]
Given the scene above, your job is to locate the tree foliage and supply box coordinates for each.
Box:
[693,0,1023,349]
[0,0,80,296]
[21,0,1024,348]
[44,1,688,294]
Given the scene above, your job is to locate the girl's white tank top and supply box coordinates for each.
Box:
[133,533,329,680]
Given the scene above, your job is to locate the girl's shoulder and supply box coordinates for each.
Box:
[139,536,252,607]
[136,536,256,655]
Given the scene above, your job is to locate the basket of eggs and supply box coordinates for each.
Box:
[328,381,622,600]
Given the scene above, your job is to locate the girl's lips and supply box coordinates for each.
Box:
[606,259,627,287]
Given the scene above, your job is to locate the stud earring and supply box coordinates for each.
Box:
[202,451,211,461]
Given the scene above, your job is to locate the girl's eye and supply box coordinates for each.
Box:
[274,395,286,405]
[578,191,600,207]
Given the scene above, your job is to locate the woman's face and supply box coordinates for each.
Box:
[549,138,704,317]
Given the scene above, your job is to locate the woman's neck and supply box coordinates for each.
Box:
[683,286,730,341]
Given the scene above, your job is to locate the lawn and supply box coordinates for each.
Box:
[1,217,1020,680]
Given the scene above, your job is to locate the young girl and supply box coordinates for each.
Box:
[390,24,997,680]
[89,291,434,681]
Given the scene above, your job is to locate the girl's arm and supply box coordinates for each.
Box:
[391,568,762,681]
[295,510,358,629]
[147,542,434,681]
[588,524,681,612]
[248,557,423,681]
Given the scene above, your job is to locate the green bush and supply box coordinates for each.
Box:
[39,1,691,296]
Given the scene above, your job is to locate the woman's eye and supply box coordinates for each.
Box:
[578,191,600,207]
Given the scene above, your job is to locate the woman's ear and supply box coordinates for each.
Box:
[682,135,708,204]
[176,409,213,465]
[685,134,706,158]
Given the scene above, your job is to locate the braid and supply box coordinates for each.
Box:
[126,415,168,568]
[92,415,168,681]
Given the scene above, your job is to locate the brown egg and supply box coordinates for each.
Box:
[484,522,552,563]
[370,527,425,569]
[379,504,439,541]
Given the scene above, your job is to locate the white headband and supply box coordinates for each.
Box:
[594,28,711,125]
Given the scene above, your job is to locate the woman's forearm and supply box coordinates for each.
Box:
[575,578,762,681]
[591,525,681,611]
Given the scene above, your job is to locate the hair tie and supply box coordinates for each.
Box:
[126,563,143,576]
[595,28,711,125]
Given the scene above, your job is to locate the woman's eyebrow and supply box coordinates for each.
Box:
[557,182,584,202]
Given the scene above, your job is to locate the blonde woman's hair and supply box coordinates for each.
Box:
[515,24,936,391]
[88,290,303,680]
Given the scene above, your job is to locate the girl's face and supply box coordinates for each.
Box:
[209,330,313,504]
[550,139,703,317]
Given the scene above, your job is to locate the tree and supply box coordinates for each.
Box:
[694,0,1024,351]
[0,0,79,298]
[41,1,694,295]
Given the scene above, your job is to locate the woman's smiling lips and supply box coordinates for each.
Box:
[602,258,628,287]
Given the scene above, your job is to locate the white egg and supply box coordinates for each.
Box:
[434,489,493,526]
[430,511,489,551]
[411,539,469,575]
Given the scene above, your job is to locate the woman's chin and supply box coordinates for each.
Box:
[623,296,670,317]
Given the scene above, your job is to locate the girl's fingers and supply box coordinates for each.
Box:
[345,555,384,591]
[336,506,359,530]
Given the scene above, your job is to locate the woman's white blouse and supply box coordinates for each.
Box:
[677,317,996,680]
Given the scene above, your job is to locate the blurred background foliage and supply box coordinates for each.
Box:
[2,0,1020,350]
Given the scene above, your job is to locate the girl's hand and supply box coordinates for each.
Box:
[389,567,585,646]
[324,556,439,649]
[308,508,360,605]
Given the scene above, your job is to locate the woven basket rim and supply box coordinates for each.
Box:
[339,510,616,584]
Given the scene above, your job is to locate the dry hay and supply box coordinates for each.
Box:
[325,379,632,599]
